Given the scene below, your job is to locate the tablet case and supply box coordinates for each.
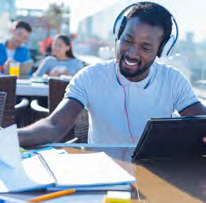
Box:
[132,116,206,161]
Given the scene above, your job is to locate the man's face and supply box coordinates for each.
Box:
[117,17,164,82]
[11,28,30,48]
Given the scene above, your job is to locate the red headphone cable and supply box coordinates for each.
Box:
[114,40,135,144]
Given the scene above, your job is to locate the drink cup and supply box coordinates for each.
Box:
[9,61,20,77]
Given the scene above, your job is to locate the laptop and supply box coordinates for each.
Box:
[132,116,206,161]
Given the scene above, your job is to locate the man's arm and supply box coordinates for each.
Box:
[179,101,206,116]
[18,98,83,147]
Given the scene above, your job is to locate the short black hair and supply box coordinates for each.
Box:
[127,2,172,45]
[14,20,32,33]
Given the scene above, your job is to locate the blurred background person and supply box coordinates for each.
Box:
[0,20,32,74]
[33,34,84,78]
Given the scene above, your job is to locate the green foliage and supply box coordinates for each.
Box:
[45,3,70,31]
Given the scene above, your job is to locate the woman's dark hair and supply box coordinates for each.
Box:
[55,34,75,58]
[127,2,172,46]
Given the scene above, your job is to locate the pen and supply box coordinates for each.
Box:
[28,189,76,202]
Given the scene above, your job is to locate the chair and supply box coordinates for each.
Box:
[31,78,89,143]
[0,76,17,127]
[0,92,7,126]
[48,78,69,113]
[0,76,29,127]
[15,97,30,127]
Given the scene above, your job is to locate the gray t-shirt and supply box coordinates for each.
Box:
[65,60,199,144]
[34,56,84,77]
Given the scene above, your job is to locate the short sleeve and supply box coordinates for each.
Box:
[172,70,199,112]
[64,67,92,108]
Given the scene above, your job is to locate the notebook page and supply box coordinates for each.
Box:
[39,149,135,187]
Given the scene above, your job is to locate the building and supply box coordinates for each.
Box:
[0,0,15,41]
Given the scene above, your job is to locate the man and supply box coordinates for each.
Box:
[0,20,32,73]
[18,2,206,147]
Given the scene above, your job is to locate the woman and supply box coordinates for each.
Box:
[34,34,84,77]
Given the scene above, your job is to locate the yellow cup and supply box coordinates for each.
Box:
[10,62,20,77]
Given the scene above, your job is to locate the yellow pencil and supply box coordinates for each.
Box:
[28,189,76,202]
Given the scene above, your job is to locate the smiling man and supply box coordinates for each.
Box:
[18,2,206,147]
[0,20,32,73]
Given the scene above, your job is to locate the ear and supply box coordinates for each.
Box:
[157,35,175,58]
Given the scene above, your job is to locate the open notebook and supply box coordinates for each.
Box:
[0,125,135,193]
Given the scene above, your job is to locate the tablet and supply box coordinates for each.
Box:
[132,116,206,161]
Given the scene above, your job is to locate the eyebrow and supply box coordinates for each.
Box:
[142,42,153,47]
[126,33,154,47]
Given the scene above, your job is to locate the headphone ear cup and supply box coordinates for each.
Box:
[117,16,127,40]
[157,35,175,58]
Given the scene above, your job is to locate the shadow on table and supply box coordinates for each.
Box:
[140,158,206,201]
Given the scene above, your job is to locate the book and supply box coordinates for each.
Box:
[0,125,135,193]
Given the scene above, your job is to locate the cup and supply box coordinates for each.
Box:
[9,61,20,77]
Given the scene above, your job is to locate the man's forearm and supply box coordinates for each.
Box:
[18,98,83,147]
[18,118,65,147]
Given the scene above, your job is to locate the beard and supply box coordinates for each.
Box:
[119,55,154,79]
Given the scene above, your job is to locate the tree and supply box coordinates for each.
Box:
[45,3,70,33]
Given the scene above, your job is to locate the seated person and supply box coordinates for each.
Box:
[0,20,33,74]
[33,34,84,78]
[18,2,206,147]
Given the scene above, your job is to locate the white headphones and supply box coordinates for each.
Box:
[113,2,179,58]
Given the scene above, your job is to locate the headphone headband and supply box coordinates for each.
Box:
[113,2,179,58]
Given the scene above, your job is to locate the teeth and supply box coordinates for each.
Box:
[125,59,138,66]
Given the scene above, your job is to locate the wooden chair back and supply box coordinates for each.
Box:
[48,78,88,143]
[0,76,17,127]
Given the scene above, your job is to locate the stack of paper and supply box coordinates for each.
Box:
[0,125,135,193]
[0,125,54,193]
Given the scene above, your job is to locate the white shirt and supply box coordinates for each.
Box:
[65,60,199,144]
[6,48,15,60]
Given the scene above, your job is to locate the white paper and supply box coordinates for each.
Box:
[0,125,21,169]
[0,155,55,193]
[0,125,55,193]
[39,149,136,187]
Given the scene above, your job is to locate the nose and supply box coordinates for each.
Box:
[126,45,140,61]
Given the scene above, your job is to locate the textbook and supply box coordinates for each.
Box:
[0,125,135,193]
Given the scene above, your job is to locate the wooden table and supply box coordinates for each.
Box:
[2,145,206,202]
[65,146,206,203]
